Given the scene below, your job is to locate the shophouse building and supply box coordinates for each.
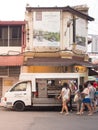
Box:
[21,5,94,91]
[0,21,26,98]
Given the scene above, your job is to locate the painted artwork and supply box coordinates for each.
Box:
[33,11,60,46]
[76,18,86,47]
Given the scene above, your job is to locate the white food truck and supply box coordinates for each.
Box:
[1,73,86,111]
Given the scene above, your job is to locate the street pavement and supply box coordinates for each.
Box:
[0,106,98,130]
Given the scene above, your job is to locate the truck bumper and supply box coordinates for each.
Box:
[0,97,13,109]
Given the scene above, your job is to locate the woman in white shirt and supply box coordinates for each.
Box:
[58,82,71,115]
[78,81,93,116]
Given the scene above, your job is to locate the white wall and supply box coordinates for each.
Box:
[25,9,88,54]
[0,47,21,55]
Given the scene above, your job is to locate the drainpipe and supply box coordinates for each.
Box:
[73,16,76,43]
[21,25,26,52]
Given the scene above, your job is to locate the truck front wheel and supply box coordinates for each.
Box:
[14,101,25,111]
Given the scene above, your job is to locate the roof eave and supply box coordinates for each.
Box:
[26,6,94,21]
[63,6,94,21]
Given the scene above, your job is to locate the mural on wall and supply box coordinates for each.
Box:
[75,18,87,52]
[33,11,60,46]
[76,18,86,46]
[76,36,86,46]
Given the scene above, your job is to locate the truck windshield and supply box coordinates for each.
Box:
[10,82,27,91]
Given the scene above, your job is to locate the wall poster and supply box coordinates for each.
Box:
[33,11,60,46]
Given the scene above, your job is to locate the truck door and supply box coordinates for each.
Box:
[9,81,32,106]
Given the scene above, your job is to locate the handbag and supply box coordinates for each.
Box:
[73,94,79,102]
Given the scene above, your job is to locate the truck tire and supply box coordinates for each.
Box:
[14,101,25,111]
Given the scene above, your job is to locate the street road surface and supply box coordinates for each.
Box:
[0,107,98,130]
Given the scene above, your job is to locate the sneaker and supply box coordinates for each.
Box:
[77,111,83,114]
[88,113,93,116]
[76,112,80,115]
[76,112,83,115]
[65,112,69,115]
[60,111,63,114]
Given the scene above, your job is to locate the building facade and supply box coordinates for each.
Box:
[0,5,94,99]
[0,21,26,98]
[21,6,94,90]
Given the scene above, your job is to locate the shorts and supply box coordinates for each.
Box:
[63,96,68,102]
[82,98,91,103]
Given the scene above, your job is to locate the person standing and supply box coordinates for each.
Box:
[88,82,96,112]
[58,82,71,115]
[78,81,93,116]
[68,81,77,111]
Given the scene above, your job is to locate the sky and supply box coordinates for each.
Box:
[0,0,98,35]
